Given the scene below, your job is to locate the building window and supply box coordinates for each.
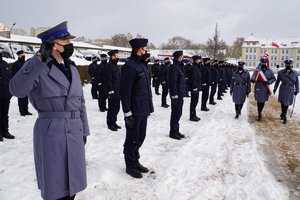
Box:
[282,49,285,54]
[271,63,273,67]
[275,56,277,60]
[254,55,256,60]
[271,56,273,61]
[254,48,256,53]
[249,55,252,59]
[286,56,288,60]
[245,62,248,66]
[297,63,299,68]
[246,48,248,53]
[282,56,284,61]
[275,49,277,54]
[298,49,300,54]
[246,55,248,60]
[297,56,300,61]
[253,62,256,66]
[286,49,289,54]
[250,48,252,53]
[271,49,273,54]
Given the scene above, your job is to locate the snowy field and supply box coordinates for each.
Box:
[1,84,298,200]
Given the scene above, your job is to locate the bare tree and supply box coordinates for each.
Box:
[161,36,202,50]
[204,23,227,59]
[227,37,244,59]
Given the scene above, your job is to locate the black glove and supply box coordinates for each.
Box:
[230,91,233,96]
[263,81,269,85]
[125,116,135,129]
[38,41,52,62]
[192,89,198,95]
[246,92,249,97]
[273,90,276,95]
[172,98,179,106]
[294,92,298,96]
[83,136,87,145]
[251,80,256,83]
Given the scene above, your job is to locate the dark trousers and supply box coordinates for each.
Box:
[57,194,75,200]
[0,98,10,134]
[124,115,148,169]
[209,84,217,103]
[257,102,265,113]
[281,103,288,116]
[190,92,199,118]
[170,98,184,134]
[235,104,244,113]
[217,83,223,97]
[161,85,168,106]
[201,86,210,109]
[91,83,99,99]
[18,96,29,115]
[98,85,107,110]
[107,96,120,126]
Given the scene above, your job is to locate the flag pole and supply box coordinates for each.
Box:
[290,95,297,118]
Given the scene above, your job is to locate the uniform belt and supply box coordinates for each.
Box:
[235,83,246,86]
[38,111,80,119]
[282,83,294,87]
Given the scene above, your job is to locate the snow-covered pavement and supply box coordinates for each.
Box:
[0,84,290,200]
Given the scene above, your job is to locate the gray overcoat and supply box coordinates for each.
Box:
[251,68,276,103]
[9,55,90,200]
[230,70,251,104]
[274,69,299,106]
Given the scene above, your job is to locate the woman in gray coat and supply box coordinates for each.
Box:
[230,61,251,119]
[251,58,276,121]
[9,22,89,200]
[273,59,299,124]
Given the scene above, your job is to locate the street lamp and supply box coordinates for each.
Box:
[9,22,16,38]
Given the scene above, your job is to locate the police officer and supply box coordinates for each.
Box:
[217,60,226,100]
[169,50,186,140]
[151,59,160,95]
[98,54,108,112]
[11,50,33,116]
[9,21,89,200]
[230,61,251,119]
[189,55,202,122]
[88,56,100,99]
[200,58,211,111]
[104,49,121,131]
[0,47,15,141]
[251,58,276,121]
[160,57,171,108]
[120,38,154,178]
[273,59,299,124]
[209,60,219,105]
[183,59,192,97]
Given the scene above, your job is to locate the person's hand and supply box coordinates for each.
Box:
[125,116,135,129]
[294,91,298,96]
[83,136,87,145]
[38,41,52,62]
[273,90,276,95]
[246,92,249,97]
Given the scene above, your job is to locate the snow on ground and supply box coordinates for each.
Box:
[0,84,292,200]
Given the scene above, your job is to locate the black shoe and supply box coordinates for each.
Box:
[114,123,121,129]
[100,109,106,112]
[108,126,118,131]
[283,116,287,124]
[257,112,262,121]
[280,113,284,120]
[2,132,15,139]
[156,93,161,95]
[217,97,223,100]
[136,163,149,173]
[190,116,200,122]
[209,102,217,105]
[161,104,170,108]
[104,107,108,111]
[25,112,33,115]
[201,108,210,111]
[169,134,181,140]
[20,113,26,116]
[0,135,3,142]
[177,132,185,138]
[195,116,201,121]
[126,168,143,178]
[235,114,239,119]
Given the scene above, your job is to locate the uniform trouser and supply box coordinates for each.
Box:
[201,86,210,109]
[190,92,199,118]
[57,194,75,200]
[98,86,107,110]
[235,104,244,113]
[107,96,120,127]
[161,84,168,106]
[18,96,29,115]
[170,98,184,134]
[217,83,223,97]
[0,98,10,134]
[124,115,148,169]
[209,84,217,103]
[281,103,288,116]
[91,83,99,99]
[257,102,265,113]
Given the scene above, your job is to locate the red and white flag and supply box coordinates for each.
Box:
[271,42,280,48]
[256,70,271,95]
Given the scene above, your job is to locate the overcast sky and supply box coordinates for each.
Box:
[2,0,300,46]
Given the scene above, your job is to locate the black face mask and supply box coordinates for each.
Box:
[60,43,74,59]
[112,58,119,65]
[101,59,107,64]
[92,60,97,64]
[286,65,291,70]
[19,56,25,62]
[238,67,243,71]
[261,64,267,70]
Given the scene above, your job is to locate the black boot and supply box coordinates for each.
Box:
[257,112,262,121]
[234,105,239,119]
[177,131,185,138]
[108,125,118,131]
[190,116,200,122]
[114,123,121,129]
[169,131,181,140]
[0,134,3,142]
[283,116,287,124]
[137,163,149,173]
[126,168,143,178]
[2,132,15,139]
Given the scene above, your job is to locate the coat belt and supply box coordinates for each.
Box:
[282,83,294,87]
[38,111,80,119]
